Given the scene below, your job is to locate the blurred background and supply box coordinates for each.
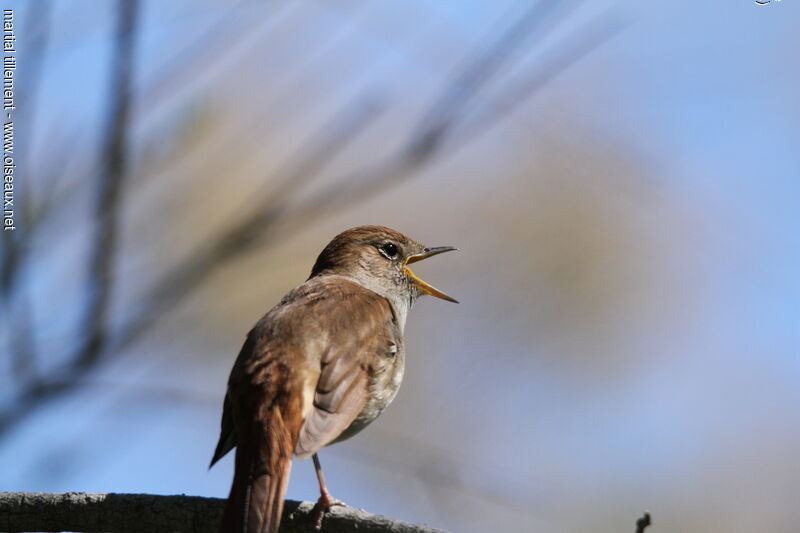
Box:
[1,0,799,532]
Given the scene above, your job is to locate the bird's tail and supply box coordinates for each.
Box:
[219,406,296,533]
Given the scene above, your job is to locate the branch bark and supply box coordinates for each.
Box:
[0,492,447,533]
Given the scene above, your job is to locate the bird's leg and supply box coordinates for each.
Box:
[311,453,347,529]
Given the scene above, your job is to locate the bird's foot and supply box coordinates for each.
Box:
[311,490,347,530]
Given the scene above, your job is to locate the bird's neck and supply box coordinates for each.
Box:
[320,273,414,333]
[386,292,413,333]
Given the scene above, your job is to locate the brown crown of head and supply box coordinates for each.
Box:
[309,225,424,280]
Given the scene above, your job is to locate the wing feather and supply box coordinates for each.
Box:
[294,280,397,459]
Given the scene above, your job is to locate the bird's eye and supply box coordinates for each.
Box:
[380,242,399,259]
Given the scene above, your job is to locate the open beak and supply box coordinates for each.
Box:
[404,246,459,303]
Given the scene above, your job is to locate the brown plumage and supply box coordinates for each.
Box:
[211,226,457,533]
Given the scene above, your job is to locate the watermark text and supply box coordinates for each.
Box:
[3,8,15,231]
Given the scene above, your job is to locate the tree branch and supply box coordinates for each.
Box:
[0,492,447,533]
[75,0,138,370]
[635,511,652,533]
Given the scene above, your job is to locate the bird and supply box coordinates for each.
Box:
[210,225,457,533]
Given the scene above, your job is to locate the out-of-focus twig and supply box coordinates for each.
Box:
[457,8,627,145]
[635,511,652,533]
[139,1,293,113]
[74,0,138,371]
[0,0,362,434]
[134,0,368,185]
[114,93,385,348]
[114,0,597,352]
[406,0,571,159]
[0,1,624,439]
[0,0,54,389]
[259,5,624,231]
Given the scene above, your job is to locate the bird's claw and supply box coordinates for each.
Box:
[311,492,347,530]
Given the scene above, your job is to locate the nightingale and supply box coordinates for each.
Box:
[210,225,457,533]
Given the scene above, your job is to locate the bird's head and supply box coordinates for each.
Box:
[309,225,458,304]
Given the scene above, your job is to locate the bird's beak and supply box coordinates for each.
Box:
[404,246,459,303]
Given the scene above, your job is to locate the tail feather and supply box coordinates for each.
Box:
[264,454,292,530]
[219,406,295,533]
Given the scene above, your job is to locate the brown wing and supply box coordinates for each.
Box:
[294,277,398,459]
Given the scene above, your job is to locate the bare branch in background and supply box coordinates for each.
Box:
[0,492,448,533]
[263,7,625,231]
[406,0,571,158]
[74,0,139,371]
[139,1,293,111]
[458,7,627,144]
[133,1,370,185]
[0,1,623,440]
[0,0,53,391]
[115,0,612,353]
[635,511,652,533]
[114,92,385,348]
[0,0,139,435]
